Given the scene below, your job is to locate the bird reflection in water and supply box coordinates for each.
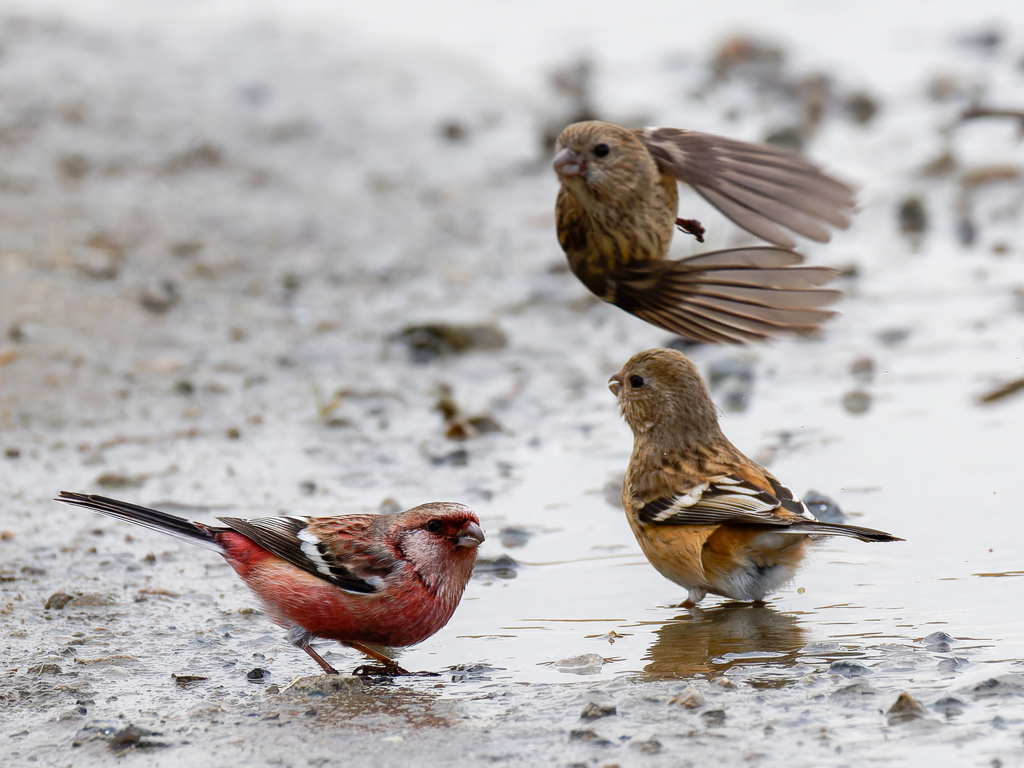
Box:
[642,602,807,681]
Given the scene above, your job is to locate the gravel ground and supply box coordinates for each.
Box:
[2,7,1024,767]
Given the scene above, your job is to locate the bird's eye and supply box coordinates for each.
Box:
[426,519,443,533]
[593,143,610,158]
[629,375,645,389]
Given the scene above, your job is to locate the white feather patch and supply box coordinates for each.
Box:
[296,527,334,577]
[649,481,710,521]
[363,576,386,590]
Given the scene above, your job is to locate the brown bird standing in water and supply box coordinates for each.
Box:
[610,348,901,606]
[554,121,856,343]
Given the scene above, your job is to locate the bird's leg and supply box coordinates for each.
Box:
[346,641,411,677]
[675,217,706,242]
[679,586,707,610]
[287,626,340,675]
[286,626,342,675]
[302,644,340,675]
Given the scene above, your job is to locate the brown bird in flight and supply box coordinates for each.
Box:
[554,120,856,343]
[611,348,901,606]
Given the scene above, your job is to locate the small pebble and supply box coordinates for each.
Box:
[580,702,616,721]
[887,692,926,724]
[394,323,506,363]
[876,328,910,346]
[933,696,967,718]
[802,491,845,523]
[898,196,928,240]
[921,631,956,645]
[73,234,123,279]
[631,739,662,755]
[45,593,75,610]
[282,675,365,697]
[473,554,519,580]
[95,473,146,489]
[554,654,605,675]
[27,663,63,675]
[1011,287,1024,314]
[139,278,180,313]
[171,240,203,257]
[832,682,878,698]
[764,126,803,151]
[937,657,969,673]
[845,91,879,124]
[439,120,467,141]
[105,724,166,754]
[669,685,705,709]
[842,390,871,414]
[430,449,469,467]
[568,728,611,745]
[57,153,90,180]
[172,674,208,687]
[498,527,531,548]
[701,709,726,727]
[850,356,875,383]
[829,660,871,677]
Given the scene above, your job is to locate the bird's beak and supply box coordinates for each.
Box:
[553,147,585,177]
[608,372,623,397]
[454,521,485,549]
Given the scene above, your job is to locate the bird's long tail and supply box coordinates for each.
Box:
[785,520,903,543]
[616,247,840,344]
[56,491,225,552]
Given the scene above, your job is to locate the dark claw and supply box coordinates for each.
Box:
[675,217,706,242]
[352,662,411,678]
[351,664,441,679]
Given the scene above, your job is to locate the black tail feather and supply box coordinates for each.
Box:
[56,491,225,552]
[789,520,903,543]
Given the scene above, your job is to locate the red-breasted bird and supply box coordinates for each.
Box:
[609,348,900,606]
[554,120,856,343]
[56,492,484,675]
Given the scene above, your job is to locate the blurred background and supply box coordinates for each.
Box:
[1,1,1023,766]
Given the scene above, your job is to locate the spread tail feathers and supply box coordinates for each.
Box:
[786,520,903,543]
[614,247,840,344]
[56,491,225,552]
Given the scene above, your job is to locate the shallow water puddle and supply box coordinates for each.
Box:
[2,6,1024,766]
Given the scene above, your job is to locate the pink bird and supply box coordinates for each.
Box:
[56,491,484,676]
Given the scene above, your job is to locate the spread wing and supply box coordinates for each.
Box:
[635,127,856,248]
[610,247,839,344]
[218,515,394,594]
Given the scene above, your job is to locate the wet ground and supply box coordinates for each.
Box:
[2,4,1024,766]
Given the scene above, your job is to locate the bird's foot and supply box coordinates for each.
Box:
[352,661,411,678]
[675,217,706,242]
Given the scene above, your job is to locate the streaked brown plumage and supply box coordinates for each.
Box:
[610,348,901,606]
[554,121,856,343]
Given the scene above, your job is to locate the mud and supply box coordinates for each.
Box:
[2,5,1024,767]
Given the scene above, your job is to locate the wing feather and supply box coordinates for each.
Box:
[636,475,902,542]
[612,248,838,342]
[218,516,386,594]
[635,127,856,246]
